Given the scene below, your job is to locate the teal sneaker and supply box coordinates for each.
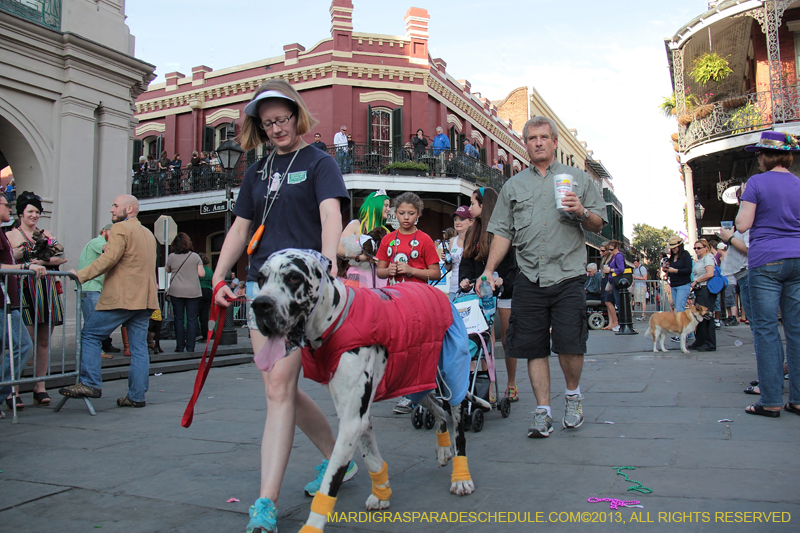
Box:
[304,459,358,496]
[246,497,277,533]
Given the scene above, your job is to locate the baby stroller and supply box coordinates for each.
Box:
[412,288,511,432]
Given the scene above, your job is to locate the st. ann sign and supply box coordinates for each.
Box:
[200,200,234,215]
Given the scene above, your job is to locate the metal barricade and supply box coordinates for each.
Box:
[0,269,88,423]
[629,280,672,321]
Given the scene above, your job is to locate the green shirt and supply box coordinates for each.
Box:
[199,266,213,290]
[487,160,607,287]
[77,235,107,292]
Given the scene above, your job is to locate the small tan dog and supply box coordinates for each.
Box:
[647,304,710,353]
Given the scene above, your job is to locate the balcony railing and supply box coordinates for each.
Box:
[678,86,800,151]
[131,143,509,200]
[602,188,623,213]
[0,0,60,31]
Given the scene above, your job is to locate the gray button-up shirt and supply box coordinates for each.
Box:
[487,160,607,287]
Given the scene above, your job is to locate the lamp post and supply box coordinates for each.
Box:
[694,195,705,239]
[215,129,244,346]
[216,129,244,232]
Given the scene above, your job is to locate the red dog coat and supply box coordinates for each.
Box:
[302,283,453,402]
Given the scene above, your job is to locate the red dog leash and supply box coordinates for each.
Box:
[181,280,234,428]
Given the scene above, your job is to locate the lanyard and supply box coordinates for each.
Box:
[248,147,303,255]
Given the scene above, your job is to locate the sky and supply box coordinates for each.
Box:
[126,0,713,239]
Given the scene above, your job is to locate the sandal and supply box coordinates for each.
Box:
[32,391,51,406]
[745,404,780,418]
[5,395,24,411]
[743,386,760,395]
[784,403,800,416]
[504,385,519,403]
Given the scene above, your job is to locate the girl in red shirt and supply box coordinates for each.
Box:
[377,192,441,285]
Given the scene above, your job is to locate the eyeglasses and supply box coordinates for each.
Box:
[693,246,705,250]
[341,128,347,132]
[259,113,294,131]
[0,202,9,208]
[600,249,606,252]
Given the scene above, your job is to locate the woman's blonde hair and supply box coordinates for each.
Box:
[696,238,711,253]
[238,79,317,151]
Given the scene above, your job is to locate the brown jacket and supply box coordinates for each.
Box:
[77,217,158,311]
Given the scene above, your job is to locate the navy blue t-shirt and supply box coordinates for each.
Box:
[234,145,349,282]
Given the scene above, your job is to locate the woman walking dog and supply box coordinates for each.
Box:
[211,80,352,533]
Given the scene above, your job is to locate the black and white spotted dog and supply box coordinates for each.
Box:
[250,249,488,533]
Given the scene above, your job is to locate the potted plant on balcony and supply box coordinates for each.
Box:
[690,52,733,85]
[384,161,429,176]
[721,95,748,109]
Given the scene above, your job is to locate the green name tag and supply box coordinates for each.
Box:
[287,171,307,184]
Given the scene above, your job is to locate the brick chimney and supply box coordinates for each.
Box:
[405,7,429,61]
[191,66,212,86]
[165,71,185,92]
[331,0,353,52]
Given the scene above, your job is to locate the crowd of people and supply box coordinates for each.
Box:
[1,78,797,533]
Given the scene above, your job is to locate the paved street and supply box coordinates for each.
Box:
[1,324,798,533]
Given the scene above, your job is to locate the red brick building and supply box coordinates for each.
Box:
[132,0,529,272]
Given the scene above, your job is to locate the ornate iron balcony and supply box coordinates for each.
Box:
[0,0,61,31]
[131,144,511,200]
[677,87,800,151]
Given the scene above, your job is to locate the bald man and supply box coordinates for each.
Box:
[60,195,159,407]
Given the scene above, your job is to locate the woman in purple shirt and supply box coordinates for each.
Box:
[737,131,800,418]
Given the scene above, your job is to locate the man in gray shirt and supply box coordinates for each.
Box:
[480,116,606,438]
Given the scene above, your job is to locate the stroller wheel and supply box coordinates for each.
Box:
[471,409,484,432]
[499,397,511,418]
[424,410,435,430]
[411,406,424,429]
[588,312,605,330]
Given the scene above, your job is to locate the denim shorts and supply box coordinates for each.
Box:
[245,280,258,330]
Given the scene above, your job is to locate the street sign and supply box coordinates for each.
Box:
[154,215,177,245]
[200,201,228,215]
[200,199,235,215]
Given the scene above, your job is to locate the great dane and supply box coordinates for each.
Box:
[250,249,488,533]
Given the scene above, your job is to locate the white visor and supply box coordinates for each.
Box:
[244,90,296,117]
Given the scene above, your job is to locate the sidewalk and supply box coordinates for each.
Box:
[1,324,798,532]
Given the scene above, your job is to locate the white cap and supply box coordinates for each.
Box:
[716,242,727,250]
[244,90,296,117]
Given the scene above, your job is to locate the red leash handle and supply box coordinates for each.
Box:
[181,280,234,428]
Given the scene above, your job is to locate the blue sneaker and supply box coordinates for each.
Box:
[246,497,277,533]
[304,459,358,496]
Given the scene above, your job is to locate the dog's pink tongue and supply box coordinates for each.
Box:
[254,336,287,372]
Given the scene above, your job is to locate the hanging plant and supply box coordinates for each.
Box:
[677,114,693,127]
[659,93,677,117]
[673,142,680,152]
[671,133,680,142]
[689,52,733,85]
[694,104,714,119]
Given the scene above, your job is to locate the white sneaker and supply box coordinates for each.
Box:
[612,326,620,332]
[563,394,584,429]
[393,397,413,414]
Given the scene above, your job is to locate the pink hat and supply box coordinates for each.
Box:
[453,206,473,219]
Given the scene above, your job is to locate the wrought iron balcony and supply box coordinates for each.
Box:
[131,143,510,200]
[678,86,800,151]
[0,0,60,31]
[602,187,623,213]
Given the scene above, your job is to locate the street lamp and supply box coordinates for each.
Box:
[694,195,705,237]
[215,128,244,346]
[216,129,244,232]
